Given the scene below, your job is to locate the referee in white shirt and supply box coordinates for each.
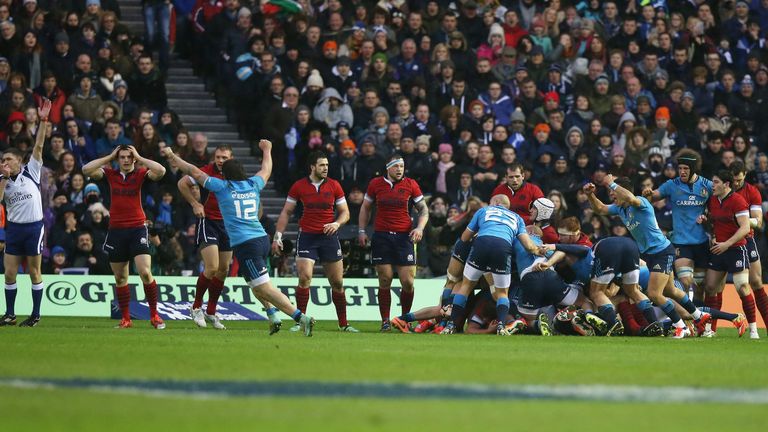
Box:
[0,100,51,327]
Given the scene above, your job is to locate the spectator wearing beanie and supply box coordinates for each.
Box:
[435,143,455,194]
[477,23,505,66]
[478,80,514,126]
[313,87,353,133]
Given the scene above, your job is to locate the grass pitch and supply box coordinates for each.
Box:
[1,318,766,431]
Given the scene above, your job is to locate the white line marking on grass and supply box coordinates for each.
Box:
[2,378,768,404]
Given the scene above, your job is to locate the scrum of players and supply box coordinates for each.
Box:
[390,154,768,339]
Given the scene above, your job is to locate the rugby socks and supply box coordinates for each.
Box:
[295,286,310,314]
[679,294,703,320]
[496,297,510,325]
[441,287,453,306]
[631,304,649,327]
[31,282,43,318]
[637,299,658,325]
[753,288,768,324]
[331,290,348,327]
[144,280,159,315]
[193,274,209,310]
[378,289,391,321]
[398,312,416,322]
[450,294,468,329]
[290,309,302,322]
[205,277,224,315]
[704,294,723,331]
[4,283,17,316]
[740,292,757,324]
[400,289,414,315]
[617,301,641,335]
[700,306,738,322]
[597,304,617,326]
[661,300,685,327]
[116,285,131,320]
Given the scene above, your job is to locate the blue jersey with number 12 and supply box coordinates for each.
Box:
[204,175,267,246]
[467,205,526,246]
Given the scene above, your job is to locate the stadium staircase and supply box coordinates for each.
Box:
[121,0,301,257]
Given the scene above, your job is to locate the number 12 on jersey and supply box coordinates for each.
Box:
[234,199,258,220]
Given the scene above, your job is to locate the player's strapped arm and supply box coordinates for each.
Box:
[31,99,51,162]
[604,173,642,207]
[131,146,166,181]
[255,139,272,183]
[82,146,121,180]
[583,183,610,215]
[178,175,204,218]
[162,148,208,185]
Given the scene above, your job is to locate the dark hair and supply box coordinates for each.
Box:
[615,177,633,191]
[105,118,120,127]
[307,150,328,168]
[3,147,25,160]
[708,131,724,142]
[730,160,748,176]
[214,144,233,154]
[222,159,248,181]
[714,169,734,187]
[507,162,524,174]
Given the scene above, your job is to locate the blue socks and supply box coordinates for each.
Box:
[4,283,17,316]
[678,294,697,314]
[399,312,416,322]
[291,309,302,322]
[661,300,683,323]
[637,299,658,324]
[450,294,468,329]
[31,283,43,318]
[701,306,738,321]
[496,297,510,325]
[598,304,617,326]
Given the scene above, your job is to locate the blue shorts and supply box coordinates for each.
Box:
[518,271,575,315]
[296,232,342,263]
[466,236,512,274]
[708,245,749,274]
[4,221,44,256]
[233,236,271,282]
[746,237,760,264]
[103,226,150,263]
[450,238,472,263]
[593,237,640,278]
[371,232,415,266]
[195,218,231,252]
[641,244,675,274]
[673,241,710,268]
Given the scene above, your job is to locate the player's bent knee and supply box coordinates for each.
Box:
[733,272,750,292]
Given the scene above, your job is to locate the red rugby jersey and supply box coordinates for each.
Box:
[365,176,424,233]
[541,224,559,244]
[104,167,148,229]
[287,177,346,234]
[734,182,761,238]
[491,181,544,225]
[200,163,224,220]
[707,192,749,247]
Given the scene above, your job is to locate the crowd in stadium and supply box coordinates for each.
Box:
[0,0,768,291]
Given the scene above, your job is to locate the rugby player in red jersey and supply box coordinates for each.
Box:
[530,197,559,243]
[178,144,280,331]
[699,169,759,338]
[358,155,429,332]
[491,162,544,225]
[272,151,358,333]
[556,217,593,247]
[731,161,768,335]
[82,145,167,329]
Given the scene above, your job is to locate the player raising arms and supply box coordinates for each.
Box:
[272,151,358,333]
[359,155,428,332]
[731,161,768,335]
[585,174,709,338]
[642,151,711,304]
[699,169,760,339]
[82,145,167,329]
[178,144,281,331]
[163,140,316,336]
[0,100,50,327]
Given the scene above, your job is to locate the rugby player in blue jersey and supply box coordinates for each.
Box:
[162,141,315,336]
[441,194,540,335]
[585,174,710,338]
[642,151,712,304]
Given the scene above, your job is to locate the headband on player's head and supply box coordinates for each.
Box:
[677,156,699,174]
[386,158,404,169]
[557,228,580,236]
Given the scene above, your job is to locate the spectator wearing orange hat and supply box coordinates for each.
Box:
[529,90,561,127]
[330,138,362,191]
[518,122,553,163]
[652,106,680,159]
